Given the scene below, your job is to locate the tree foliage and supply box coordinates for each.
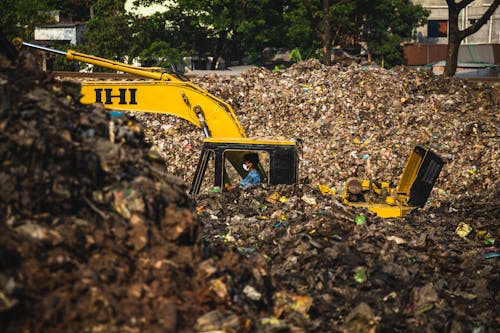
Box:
[79,0,135,62]
[134,0,288,68]
[2,0,431,69]
[284,0,428,67]
[46,0,94,21]
[0,0,54,40]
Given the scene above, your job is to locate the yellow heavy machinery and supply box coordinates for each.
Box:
[343,146,443,218]
[18,41,443,218]
[18,40,298,196]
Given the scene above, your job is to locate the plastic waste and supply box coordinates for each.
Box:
[210,186,221,193]
[475,230,495,245]
[386,235,407,245]
[355,214,366,225]
[301,194,317,205]
[354,267,367,283]
[317,184,335,195]
[243,285,262,301]
[455,222,472,238]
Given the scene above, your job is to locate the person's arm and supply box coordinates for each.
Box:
[226,183,238,191]
[240,170,260,188]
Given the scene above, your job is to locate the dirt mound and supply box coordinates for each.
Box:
[139,60,499,332]
[142,60,498,205]
[197,183,499,332]
[0,51,203,332]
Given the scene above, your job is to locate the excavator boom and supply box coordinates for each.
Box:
[21,41,180,81]
[17,40,296,193]
[19,41,246,138]
[79,80,245,138]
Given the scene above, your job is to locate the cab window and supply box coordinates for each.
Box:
[223,150,269,188]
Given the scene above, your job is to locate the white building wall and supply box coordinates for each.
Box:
[34,25,86,45]
[412,0,500,44]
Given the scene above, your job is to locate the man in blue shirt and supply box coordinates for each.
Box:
[227,153,261,191]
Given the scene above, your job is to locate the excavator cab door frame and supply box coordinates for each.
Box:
[190,139,298,196]
[396,145,444,207]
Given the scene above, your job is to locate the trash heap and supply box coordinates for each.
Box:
[141,60,498,204]
[0,52,206,332]
[196,183,498,332]
[1,48,498,333]
[138,60,499,332]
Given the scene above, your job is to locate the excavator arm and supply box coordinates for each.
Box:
[18,41,246,138]
[17,39,276,186]
[79,80,245,138]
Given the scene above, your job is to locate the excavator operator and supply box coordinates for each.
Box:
[226,153,261,191]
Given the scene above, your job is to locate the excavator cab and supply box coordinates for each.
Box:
[190,138,298,195]
[343,145,444,218]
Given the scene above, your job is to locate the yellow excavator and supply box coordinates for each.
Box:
[16,40,299,196]
[17,41,443,218]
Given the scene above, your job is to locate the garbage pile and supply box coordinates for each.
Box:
[0,51,207,332]
[197,183,499,332]
[141,60,498,204]
[138,60,499,331]
[1,47,498,333]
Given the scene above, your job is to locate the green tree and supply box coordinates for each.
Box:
[79,0,136,64]
[444,0,500,76]
[79,1,188,69]
[0,0,54,40]
[284,0,428,67]
[285,0,356,65]
[357,0,428,67]
[134,0,288,69]
[45,0,95,21]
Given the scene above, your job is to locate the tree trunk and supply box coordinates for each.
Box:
[88,0,94,19]
[303,0,332,65]
[444,0,500,76]
[210,32,227,70]
[322,0,331,65]
[444,3,460,76]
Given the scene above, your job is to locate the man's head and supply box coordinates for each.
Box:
[243,153,259,170]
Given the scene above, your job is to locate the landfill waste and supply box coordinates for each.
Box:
[0,50,214,332]
[195,183,499,332]
[456,221,473,238]
[1,47,499,333]
[139,59,499,206]
[355,214,367,225]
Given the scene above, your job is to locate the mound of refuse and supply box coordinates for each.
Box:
[138,60,499,332]
[142,60,498,205]
[1,47,498,333]
[196,182,498,332]
[0,51,207,332]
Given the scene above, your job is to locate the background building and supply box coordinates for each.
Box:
[412,0,499,44]
[406,0,499,74]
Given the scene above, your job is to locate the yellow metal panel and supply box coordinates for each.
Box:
[367,204,415,218]
[203,137,297,146]
[396,147,425,197]
[342,201,416,218]
[22,42,248,139]
[80,81,246,138]
[67,50,180,82]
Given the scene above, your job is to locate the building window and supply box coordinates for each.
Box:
[428,20,448,37]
